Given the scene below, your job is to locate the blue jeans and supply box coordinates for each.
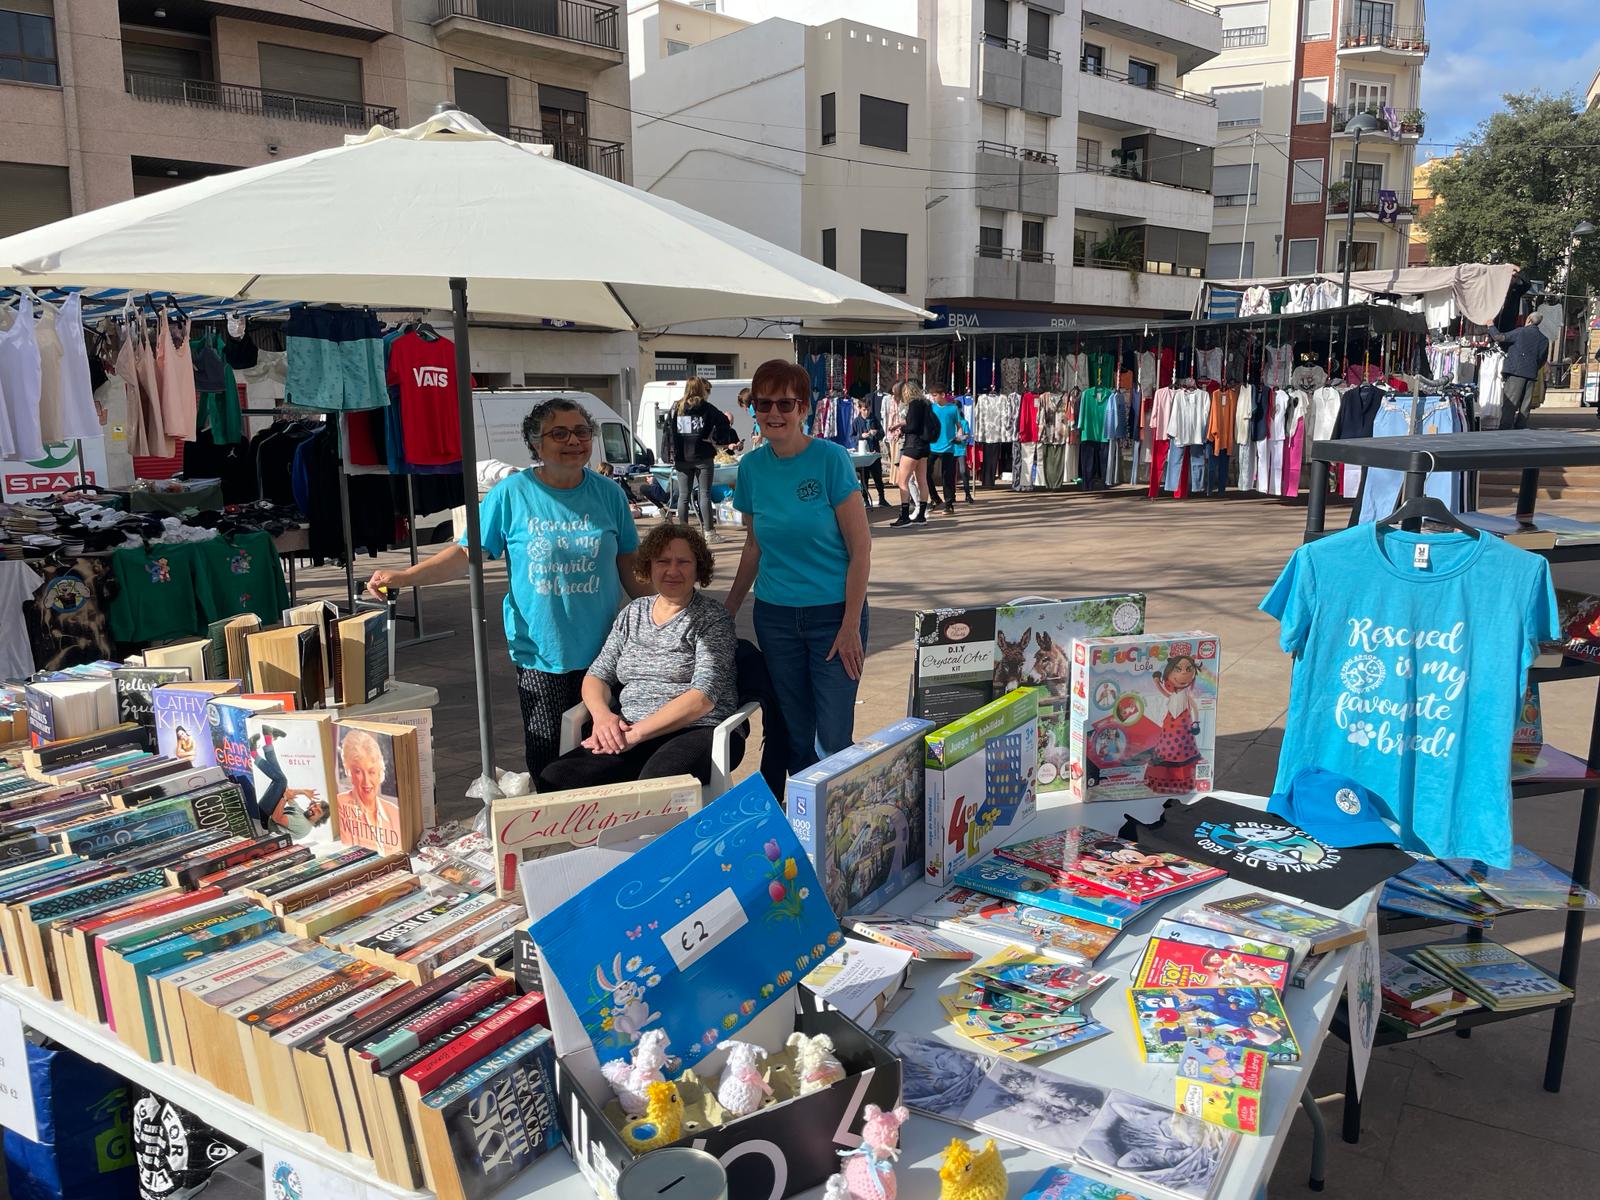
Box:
[752,599,868,776]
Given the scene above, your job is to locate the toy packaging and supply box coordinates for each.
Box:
[1174,1038,1266,1135]
[1067,631,1220,803]
[925,689,1040,886]
[786,718,933,916]
[909,594,1145,795]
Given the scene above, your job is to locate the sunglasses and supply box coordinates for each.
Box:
[753,397,801,413]
[541,425,594,444]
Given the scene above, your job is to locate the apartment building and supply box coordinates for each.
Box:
[1,0,642,405]
[1184,0,1428,278]
[631,0,1224,330]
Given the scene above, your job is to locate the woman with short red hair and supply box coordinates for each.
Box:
[725,358,872,774]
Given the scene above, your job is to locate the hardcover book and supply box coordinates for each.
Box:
[246,625,325,710]
[246,712,339,845]
[909,593,1146,793]
[333,720,423,854]
[952,855,1142,929]
[1000,827,1225,901]
[1128,986,1301,1064]
[411,1025,561,1200]
[111,667,191,728]
[925,688,1040,885]
[1067,631,1220,803]
[152,682,241,766]
[488,775,702,895]
[786,717,933,915]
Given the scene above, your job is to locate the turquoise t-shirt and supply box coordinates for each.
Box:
[930,403,967,455]
[733,439,858,607]
[460,468,639,672]
[1260,525,1557,868]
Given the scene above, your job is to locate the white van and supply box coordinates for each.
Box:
[636,378,756,464]
[413,389,654,543]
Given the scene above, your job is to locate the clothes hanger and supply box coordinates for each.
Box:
[1376,453,1478,538]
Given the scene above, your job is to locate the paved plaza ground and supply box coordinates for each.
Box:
[293,423,1600,1199]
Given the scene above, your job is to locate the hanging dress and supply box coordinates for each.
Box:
[51,293,100,439]
[156,308,197,443]
[134,318,172,457]
[0,293,45,459]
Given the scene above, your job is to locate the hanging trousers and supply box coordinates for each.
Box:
[1146,438,1170,498]
[1078,440,1107,490]
[1236,439,1254,490]
[1205,447,1229,496]
[1015,442,1039,491]
[1041,444,1066,490]
[1254,439,1285,494]
[1281,423,1306,495]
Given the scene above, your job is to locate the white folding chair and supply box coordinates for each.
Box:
[557,701,759,798]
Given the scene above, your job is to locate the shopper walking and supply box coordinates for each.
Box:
[669,377,739,538]
[726,358,871,775]
[928,387,970,515]
[1490,316,1550,430]
[851,394,889,507]
[367,397,644,779]
[889,381,935,527]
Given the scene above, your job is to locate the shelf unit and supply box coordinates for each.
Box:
[1303,428,1600,1148]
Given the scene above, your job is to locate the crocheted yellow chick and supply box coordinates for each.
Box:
[937,1137,1006,1200]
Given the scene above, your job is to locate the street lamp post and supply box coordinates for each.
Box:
[1340,111,1383,307]
[1562,219,1595,367]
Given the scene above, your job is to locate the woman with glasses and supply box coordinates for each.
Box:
[725,359,872,774]
[368,397,644,778]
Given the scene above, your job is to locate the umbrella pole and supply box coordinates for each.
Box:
[450,276,502,812]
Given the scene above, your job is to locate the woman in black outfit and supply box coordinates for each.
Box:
[890,381,935,527]
[669,377,738,539]
[851,395,889,507]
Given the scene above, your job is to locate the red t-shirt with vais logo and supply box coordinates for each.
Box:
[386,331,465,465]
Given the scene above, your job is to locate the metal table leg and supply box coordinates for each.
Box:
[1301,1084,1328,1192]
[1341,1040,1361,1144]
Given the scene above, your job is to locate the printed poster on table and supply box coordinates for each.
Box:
[1346,914,1382,1099]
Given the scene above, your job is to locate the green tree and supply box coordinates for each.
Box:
[1422,92,1600,295]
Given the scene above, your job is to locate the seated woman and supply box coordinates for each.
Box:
[538,523,740,791]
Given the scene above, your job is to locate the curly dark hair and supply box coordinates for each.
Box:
[521,397,594,453]
[635,523,715,587]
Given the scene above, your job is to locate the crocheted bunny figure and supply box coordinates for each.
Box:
[787,1031,845,1095]
[715,1040,772,1118]
[822,1176,852,1200]
[837,1104,910,1200]
[600,1028,669,1117]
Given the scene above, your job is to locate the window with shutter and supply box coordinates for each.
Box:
[1207,241,1255,278]
[1297,77,1328,123]
[454,69,509,135]
[1213,84,1263,127]
[1219,3,1267,47]
[821,228,836,270]
[0,162,70,238]
[258,43,362,103]
[1302,0,1332,40]
[1211,163,1257,205]
[1291,159,1323,204]
[0,0,58,85]
[1286,238,1320,274]
[860,95,908,152]
[821,92,836,145]
[860,229,907,294]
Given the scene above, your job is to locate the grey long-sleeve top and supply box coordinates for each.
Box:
[587,591,738,726]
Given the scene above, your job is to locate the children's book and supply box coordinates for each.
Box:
[1133,938,1291,992]
[843,914,973,961]
[1379,949,1452,1009]
[1174,1038,1266,1135]
[925,690,1040,885]
[1413,940,1572,1010]
[1170,908,1311,969]
[1127,986,1301,1064]
[953,856,1142,930]
[786,717,933,916]
[1391,858,1503,916]
[1068,632,1220,804]
[1022,1167,1162,1200]
[1066,830,1225,901]
[1442,844,1600,912]
[959,946,1112,1006]
[1202,893,1365,953]
[1148,918,1291,962]
[916,886,1121,964]
[1378,884,1496,929]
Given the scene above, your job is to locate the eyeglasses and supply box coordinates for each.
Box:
[541,425,594,444]
[753,397,801,413]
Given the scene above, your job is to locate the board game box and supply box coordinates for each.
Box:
[909,594,1145,794]
[1068,631,1220,803]
[925,689,1039,886]
[786,717,933,916]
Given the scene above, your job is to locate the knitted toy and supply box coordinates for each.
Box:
[787,1031,846,1095]
[822,1176,851,1200]
[937,1137,1006,1200]
[620,1081,683,1153]
[715,1040,772,1118]
[836,1103,909,1200]
[601,1028,670,1118]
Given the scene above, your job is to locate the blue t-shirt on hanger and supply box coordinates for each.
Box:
[1260,524,1558,868]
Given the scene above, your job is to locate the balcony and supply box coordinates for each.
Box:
[974,246,1057,303]
[977,33,1062,117]
[973,140,1059,216]
[1326,184,1413,221]
[1076,162,1212,231]
[1068,263,1202,312]
[432,0,623,66]
[1332,105,1424,138]
[1221,25,1267,49]
[506,126,625,181]
[1077,60,1217,145]
[1337,21,1427,63]
[1081,0,1220,75]
[124,71,396,128]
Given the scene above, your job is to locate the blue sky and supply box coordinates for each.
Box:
[1420,0,1600,157]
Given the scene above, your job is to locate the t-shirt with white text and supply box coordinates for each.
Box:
[1261,525,1557,868]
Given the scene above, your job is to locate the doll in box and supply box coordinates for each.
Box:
[1145,654,1203,795]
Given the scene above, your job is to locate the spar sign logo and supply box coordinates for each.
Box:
[1,438,107,500]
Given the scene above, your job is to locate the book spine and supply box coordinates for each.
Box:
[402,991,548,1094]
[203,846,313,892]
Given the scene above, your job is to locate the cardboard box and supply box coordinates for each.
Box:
[908,594,1145,793]
[785,718,934,916]
[924,688,1039,886]
[1068,631,1220,803]
[555,1007,900,1200]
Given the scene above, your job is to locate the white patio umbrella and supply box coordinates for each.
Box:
[0,109,928,799]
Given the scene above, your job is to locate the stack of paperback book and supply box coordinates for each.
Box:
[1378,948,1480,1036]
[1409,940,1572,1013]
[938,945,1114,1061]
